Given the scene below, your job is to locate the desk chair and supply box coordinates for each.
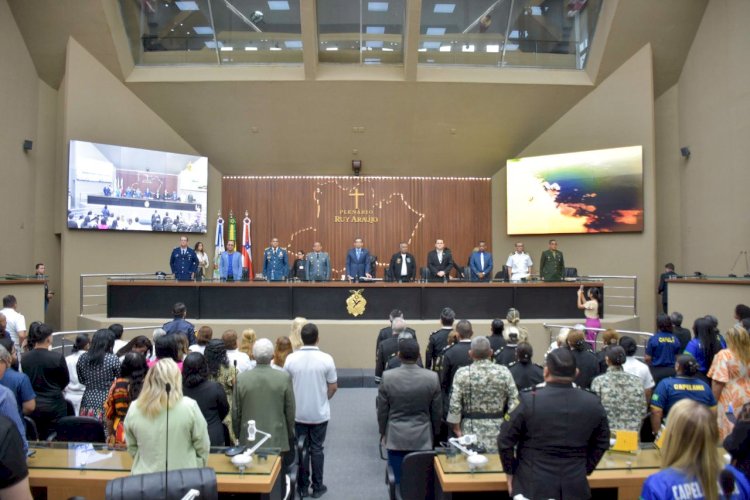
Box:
[386,450,436,500]
[50,416,105,443]
[564,267,579,278]
[105,467,218,500]
[494,268,509,282]
[23,416,38,441]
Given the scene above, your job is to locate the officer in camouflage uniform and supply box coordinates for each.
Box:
[447,336,519,452]
[590,345,646,432]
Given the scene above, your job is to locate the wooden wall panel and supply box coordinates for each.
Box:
[222,176,491,277]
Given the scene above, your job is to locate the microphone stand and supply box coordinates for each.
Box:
[165,382,171,498]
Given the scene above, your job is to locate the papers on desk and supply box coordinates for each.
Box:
[72,443,113,467]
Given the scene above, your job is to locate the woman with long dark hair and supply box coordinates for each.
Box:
[64,333,89,415]
[115,335,153,359]
[182,353,229,446]
[204,339,238,444]
[22,323,69,438]
[684,317,725,383]
[577,286,601,349]
[104,352,148,447]
[77,329,120,420]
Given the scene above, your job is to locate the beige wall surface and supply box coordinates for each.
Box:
[59,39,222,330]
[492,45,658,331]
[669,281,749,336]
[0,0,61,327]
[677,0,750,274]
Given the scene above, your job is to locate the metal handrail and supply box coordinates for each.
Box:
[80,273,168,315]
[543,323,653,338]
[52,326,161,338]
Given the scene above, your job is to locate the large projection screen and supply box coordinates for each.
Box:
[506,145,643,235]
[67,140,208,233]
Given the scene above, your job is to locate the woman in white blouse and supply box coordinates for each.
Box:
[194,242,210,281]
[64,333,89,415]
[577,286,601,349]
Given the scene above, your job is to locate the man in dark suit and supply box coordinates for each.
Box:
[658,263,677,314]
[162,302,196,345]
[169,235,199,281]
[389,242,416,282]
[376,309,416,355]
[377,338,441,485]
[440,320,474,417]
[498,348,610,500]
[345,237,371,281]
[427,239,454,282]
[375,318,419,383]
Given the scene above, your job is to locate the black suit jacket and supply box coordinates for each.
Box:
[389,252,416,282]
[427,250,454,281]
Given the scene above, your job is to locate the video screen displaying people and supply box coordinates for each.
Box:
[506,145,644,235]
[67,140,208,233]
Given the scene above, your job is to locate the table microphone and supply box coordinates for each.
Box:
[165,382,171,498]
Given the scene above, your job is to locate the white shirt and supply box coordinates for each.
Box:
[188,344,206,355]
[400,254,408,276]
[0,308,26,347]
[284,346,337,424]
[623,356,655,390]
[113,339,127,354]
[505,253,533,281]
[64,351,85,396]
[226,349,255,373]
[437,251,443,264]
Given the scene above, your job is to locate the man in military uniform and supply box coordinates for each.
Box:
[375,318,419,383]
[425,307,456,372]
[498,348,610,500]
[505,242,533,281]
[448,336,519,452]
[539,239,565,282]
[375,310,416,356]
[263,237,288,281]
[440,320,474,418]
[590,345,647,433]
[169,235,198,281]
[305,242,331,282]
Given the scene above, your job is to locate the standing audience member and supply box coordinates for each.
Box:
[236,339,296,483]
[425,307,455,372]
[162,302,196,345]
[375,318,410,383]
[505,308,529,342]
[566,328,599,389]
[238,329,257,361]
[375,310,416,352]
[440,320,474,417]
[645,314,682,386]
[546,328,570,359]
[508,342,544,391]
[148,335,182,370]
[0,345,28,453]
[498,348,609,500]
[124,359,210,475]
[290,317,307,351]
[657,263,677,314]
[77,329,121,420]
[150,328,166,361]
[723,402,750,481]
[109,323,126,354]
[670,312,692,352]
[223,330,255,373]
[272,336,293,369]
[650,355,716,434]
[0,296,26,353]
[115,336,152,361]
[189,326,213,354]
[175,333,190,361]
[577,286,601,349]
[620,336,655,404]
[22,323,69,438]
[684,317,725,383]
[591,346,646,432]
[708,325,750,439]
[182,353,229,447]
[285,323,338,499]
[640,399,750,499]
[447,337,519,452]
[194,241,210,281]
[495,329,520,367]
[377,338,441,485]
[0,337,35,420]
[204,339,238,444]
[486,318,506,357]
[0,414,33,499]
[735,304,750,326]
[104,353,148,447]
[596,329,620,373]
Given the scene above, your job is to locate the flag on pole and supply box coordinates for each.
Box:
[213,214,224,280]
[228,211,237,244]
[241,214,253,279]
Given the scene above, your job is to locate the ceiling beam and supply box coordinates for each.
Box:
[300,0,318,80]
[403,0,422,81]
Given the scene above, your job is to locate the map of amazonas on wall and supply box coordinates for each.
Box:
[506,145,644,235]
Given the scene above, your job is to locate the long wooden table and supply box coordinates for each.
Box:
[27,445,282,500]
[107,280,603,321]
[434,448,661,499]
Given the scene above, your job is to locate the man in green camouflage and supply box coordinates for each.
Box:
[447,336,519,452]
[590,345,646,432]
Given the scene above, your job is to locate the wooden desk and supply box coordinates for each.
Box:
[435,449,661,500]
[27,446,282,500]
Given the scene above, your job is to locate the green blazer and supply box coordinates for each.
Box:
[539,249,565,281]
[235,365,296,451]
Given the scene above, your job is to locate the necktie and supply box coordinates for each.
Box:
[182,249,185,255]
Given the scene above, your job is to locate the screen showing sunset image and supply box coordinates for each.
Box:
[506,145,644,235]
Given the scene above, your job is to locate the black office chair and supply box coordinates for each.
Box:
[23,416,38,441]
[564,267,579,278]
[105,467,218,500]
[387,450,436,500]
[50,416,105,443]
[461,266,471,281]
[369,255,378,278]
[384,268,394,282]
[420,267,430,281]
[494,268,509,281]
[65,399,75,416]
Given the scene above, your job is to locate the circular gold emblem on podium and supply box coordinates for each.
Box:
[346,289,367,317]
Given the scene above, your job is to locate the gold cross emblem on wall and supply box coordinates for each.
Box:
[349,187,365,209]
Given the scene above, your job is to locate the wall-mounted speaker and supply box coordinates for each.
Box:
[680,146,690,159]
[23,140,33,152]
